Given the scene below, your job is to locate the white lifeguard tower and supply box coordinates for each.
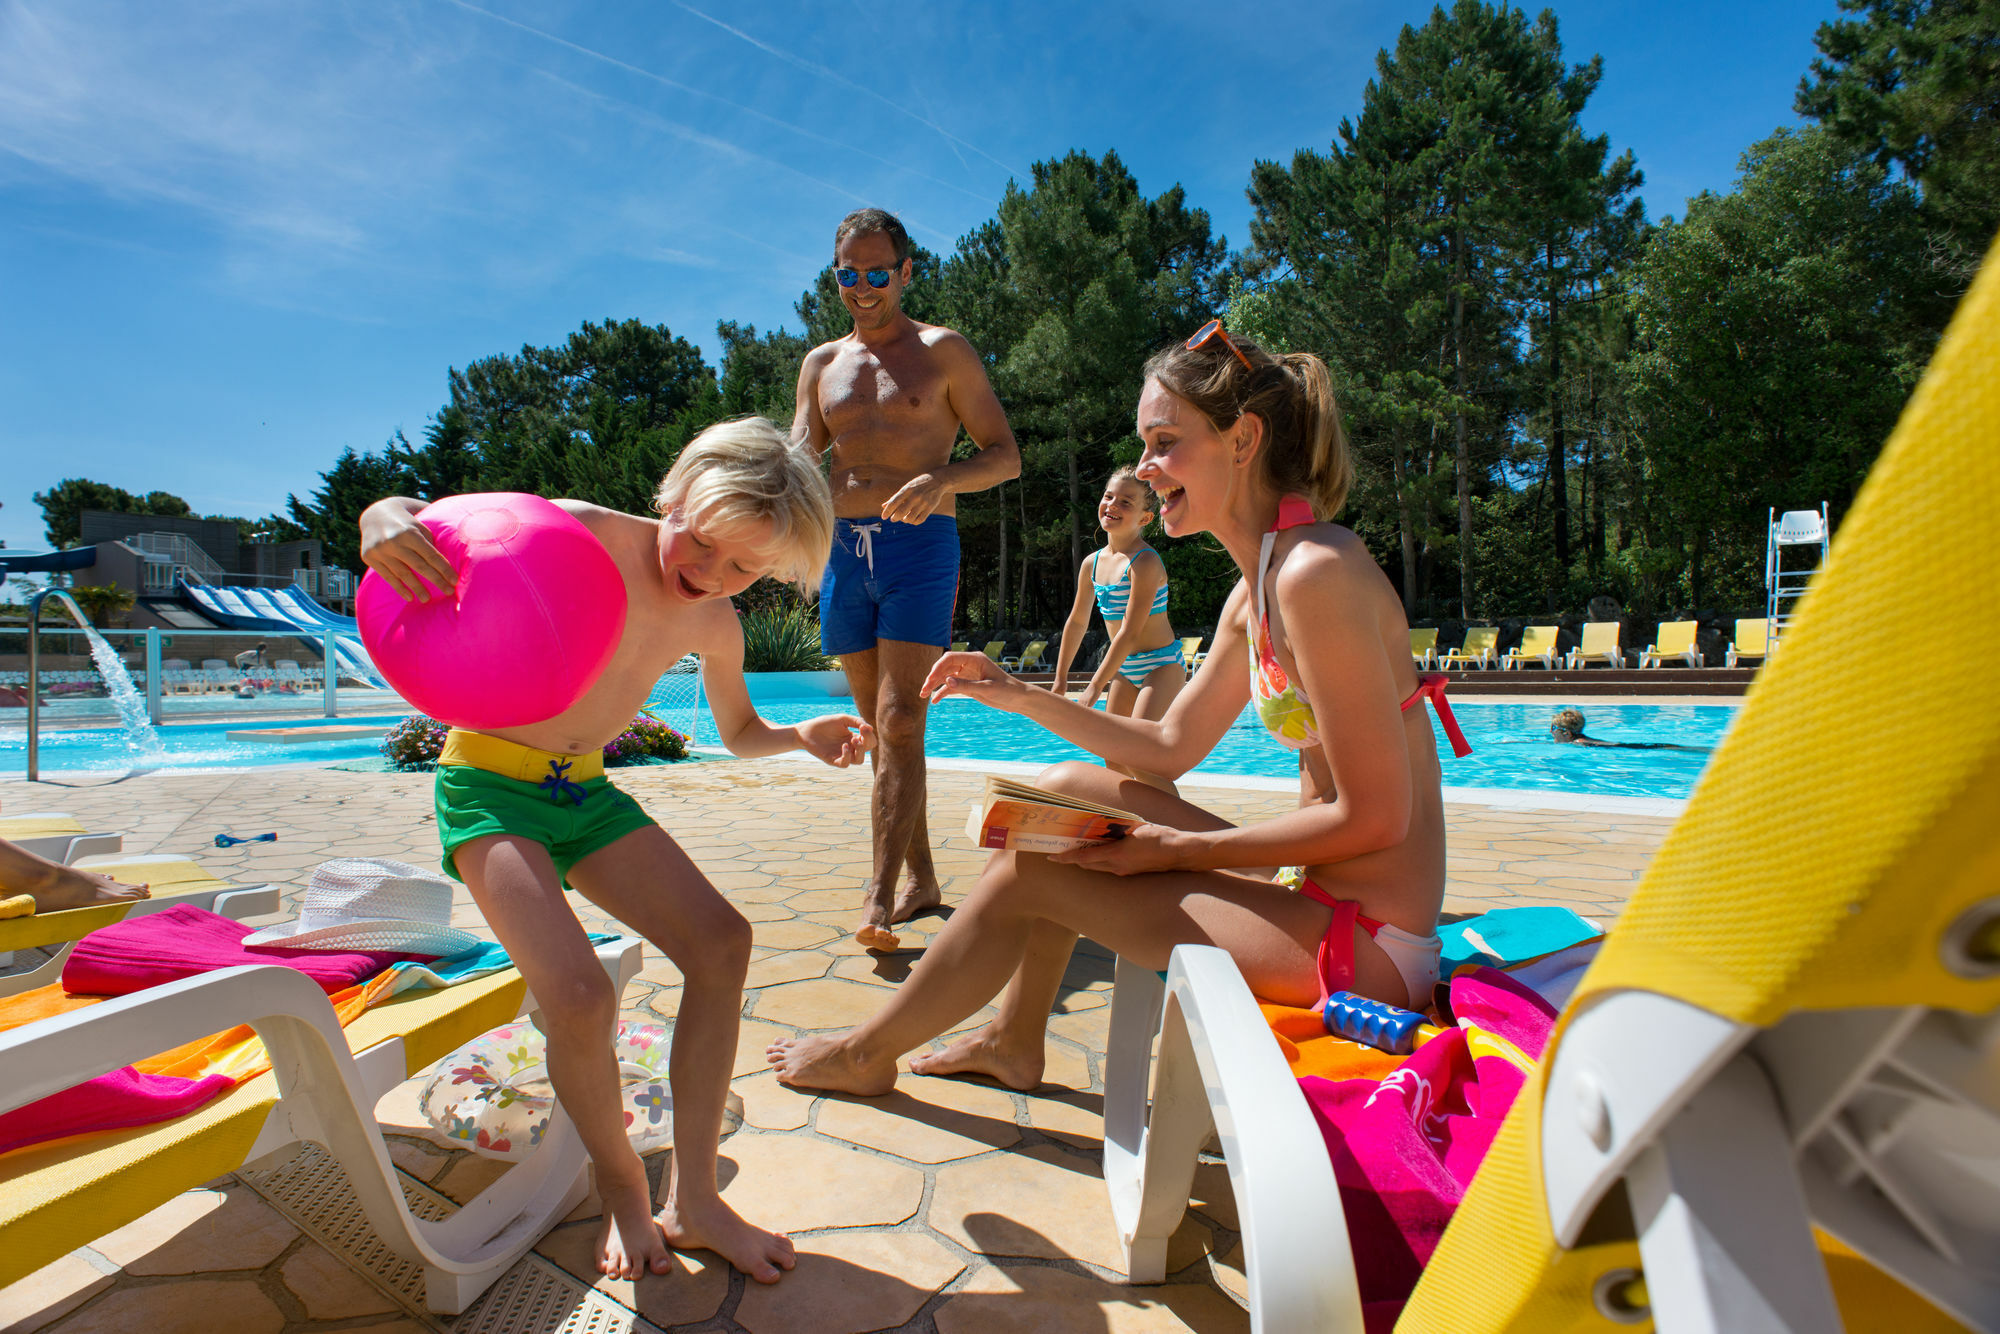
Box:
[1766,504,1830,651]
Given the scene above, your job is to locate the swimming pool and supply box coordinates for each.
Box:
[2,697,1732,802]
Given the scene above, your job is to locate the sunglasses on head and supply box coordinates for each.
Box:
[1186,318,1255,374]
[835,267,896,289]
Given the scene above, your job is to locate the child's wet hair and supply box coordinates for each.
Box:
[655,417,835,592]
[1551,708,1587,735]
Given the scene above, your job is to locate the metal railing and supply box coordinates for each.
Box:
[131,532,225,587]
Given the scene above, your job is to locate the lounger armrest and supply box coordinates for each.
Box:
[0,964,347,1116]
[1105,946,1363,1330]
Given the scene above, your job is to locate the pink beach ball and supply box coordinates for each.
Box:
[357,493,627,729]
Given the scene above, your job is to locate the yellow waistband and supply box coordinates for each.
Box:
[439,729,605,784]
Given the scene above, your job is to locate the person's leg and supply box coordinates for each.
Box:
[449,833,668,1280]
[870,637,944,935]
[567,825,796,1283]
[1122,662,1185,792]
[834,646,903,948]
[909,760,1227,1086]
[0,839,148,911]
[766,763,1318,1094]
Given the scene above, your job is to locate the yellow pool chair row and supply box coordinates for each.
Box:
[0,935,642,1313]
[1,855,279,998]
[1437,627,1498,670]
[1102,234,2000,1330]
[0,812,123,865]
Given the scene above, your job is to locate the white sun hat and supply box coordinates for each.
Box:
[242,858,482,957]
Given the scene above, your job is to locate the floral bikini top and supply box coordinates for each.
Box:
[1246,497,1472,758]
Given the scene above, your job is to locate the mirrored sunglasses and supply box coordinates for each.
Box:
[835,267,896,289]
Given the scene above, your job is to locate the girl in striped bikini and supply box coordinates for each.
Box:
[1049,466,1184,790]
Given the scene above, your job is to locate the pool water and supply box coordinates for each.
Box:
[4,698,1732,802]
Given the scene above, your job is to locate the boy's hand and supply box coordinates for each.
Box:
[1078,681,1104,710]
[360,501,457,603]
[796,714,874,768]
[1049,672,1068,696]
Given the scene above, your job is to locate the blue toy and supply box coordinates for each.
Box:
[214,832,278,848]
[1322,990,1425,1054]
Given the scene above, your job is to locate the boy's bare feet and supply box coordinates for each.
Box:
[596,1171,673,1280]
[659,1192,795,1284]
[855,884,899,950]
[33,867,149,914]
[907,1024,1045,1091]
[765,1034,899,1095]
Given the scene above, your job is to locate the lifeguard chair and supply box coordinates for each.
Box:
[1766,504,1829,651]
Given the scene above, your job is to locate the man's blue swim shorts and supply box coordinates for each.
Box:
[819,514,958,654]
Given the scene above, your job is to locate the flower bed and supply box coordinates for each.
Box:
[382,713,690,771]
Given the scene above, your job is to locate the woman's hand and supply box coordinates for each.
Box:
[1049,823,1188,876]
[922,652,1029,709]
[795,714,875,768]
[1049,672,1069,696]
[359,501,457,603]
[1078,680,1105,710]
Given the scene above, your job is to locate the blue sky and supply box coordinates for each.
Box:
[0,0,1840,557]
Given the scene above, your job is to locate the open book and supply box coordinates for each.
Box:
[964,777,1141,854]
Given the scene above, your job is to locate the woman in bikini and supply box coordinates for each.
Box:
[1049,466,1184,790]
[768,322,1464,1095]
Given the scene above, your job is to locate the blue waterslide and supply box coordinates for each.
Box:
[178,581,386,687]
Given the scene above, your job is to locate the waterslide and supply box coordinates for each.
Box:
[178,581,386,687]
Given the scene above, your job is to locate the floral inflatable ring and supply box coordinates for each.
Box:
[419,1019,672,1161]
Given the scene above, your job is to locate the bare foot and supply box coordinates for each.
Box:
[596,1172,672,1280]
[907,1025,1045,1091]
[890,877,941,924]
[765,1033,899,1095]
[659,1192,795,1284]
[855,883,899,951]
[33,868,149,914]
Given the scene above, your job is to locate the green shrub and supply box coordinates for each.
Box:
[739,603,833,672]
[381,711,691,771]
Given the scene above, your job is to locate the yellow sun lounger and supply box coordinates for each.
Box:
[1409,628,1438,669]
[1563,621,1626,670]
[1003,640,1048,673]
[1499,625,1560,670]
[1181,636,1207,671]
[1638,620,1703,668]
[1726,617,1772,668]
[1437,627,1498,670]
[0,812,123,864]
[1,856,280,998]
[0,936,642,1313]
[1103,234,2000,1331]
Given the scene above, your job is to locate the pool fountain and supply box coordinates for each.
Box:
[24,590,165,779]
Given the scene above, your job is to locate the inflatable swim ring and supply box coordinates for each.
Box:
[420,1019,672,1161]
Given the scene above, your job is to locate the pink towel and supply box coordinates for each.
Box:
[1298,966,1554,1332]
[0,1067,235,1156]
[61,904,418,997]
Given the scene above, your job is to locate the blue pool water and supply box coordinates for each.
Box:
[3,698,1732,801]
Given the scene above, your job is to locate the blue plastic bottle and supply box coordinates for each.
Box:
[1321,990,1424,1054]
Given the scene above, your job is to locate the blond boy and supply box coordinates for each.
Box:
[360,418,870,1283]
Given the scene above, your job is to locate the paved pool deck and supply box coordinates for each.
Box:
[0,758,1673,1334]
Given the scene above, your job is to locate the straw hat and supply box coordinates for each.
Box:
[243,858,481,957]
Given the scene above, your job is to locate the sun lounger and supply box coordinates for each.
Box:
[0,855,280,998]
[1179,636,1206,672]
[0,935,642,1312]
[949,641,970,653]
[1638,620,1703,668]
[1002,640,1048,673]
[1563,620,1626,669]
[980,641,1006,663]
[1101,241,2000,1331]
[1499,625,1560,670]
[1436,627,1498,670]
[0,812,123,864]
[1408,628,1437,669]
[1725,617,1770,667]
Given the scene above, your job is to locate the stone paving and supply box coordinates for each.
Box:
[0,757,1673,1334]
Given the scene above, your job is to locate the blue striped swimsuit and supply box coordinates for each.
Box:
[1091,550,1183,685]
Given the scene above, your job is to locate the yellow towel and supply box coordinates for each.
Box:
[0,896,34,920]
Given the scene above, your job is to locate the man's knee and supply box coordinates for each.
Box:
[875,696,927,749]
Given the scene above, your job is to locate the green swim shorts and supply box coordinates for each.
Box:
[434,763,657,888]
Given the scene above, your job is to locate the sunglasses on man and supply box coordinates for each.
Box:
[835,267,897,289]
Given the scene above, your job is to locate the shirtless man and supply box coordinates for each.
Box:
[793,208,1021,950]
